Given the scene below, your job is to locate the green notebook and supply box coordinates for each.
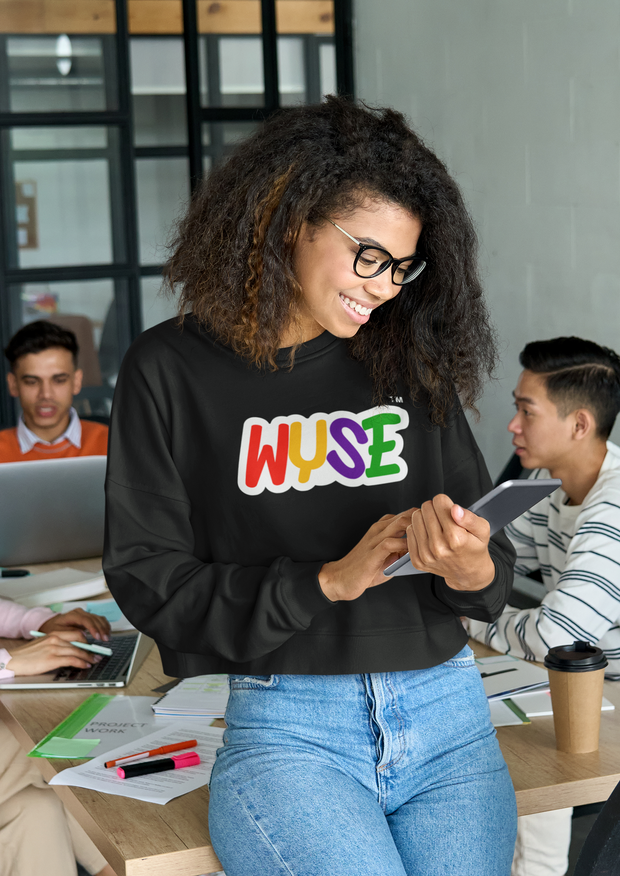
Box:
[28,693,111,759]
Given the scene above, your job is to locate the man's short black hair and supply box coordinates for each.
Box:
[4,320,79,371]
[520,336,620,439]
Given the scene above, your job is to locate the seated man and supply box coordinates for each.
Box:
[0,320,108,463]
[468,335,620,876]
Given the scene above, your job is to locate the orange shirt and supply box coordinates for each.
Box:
[0,420,108,463]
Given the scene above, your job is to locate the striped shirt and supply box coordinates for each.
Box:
[469,441,620,674]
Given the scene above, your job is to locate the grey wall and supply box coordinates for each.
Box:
[354,0,620,479]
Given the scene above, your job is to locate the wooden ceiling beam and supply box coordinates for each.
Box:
[0,0,334,35]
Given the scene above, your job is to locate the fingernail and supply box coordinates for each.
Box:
[94,655,103,662]
[454,505,464,518]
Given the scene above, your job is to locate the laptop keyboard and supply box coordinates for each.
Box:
[54,634,137,683]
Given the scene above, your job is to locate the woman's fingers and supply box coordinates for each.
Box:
[39,607,111,641]
[405,494,495,590]
[6,636,99,677]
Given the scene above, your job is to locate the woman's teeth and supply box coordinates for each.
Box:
[340,296,372,316]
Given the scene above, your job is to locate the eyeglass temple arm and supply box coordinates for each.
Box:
[326,219,362,246]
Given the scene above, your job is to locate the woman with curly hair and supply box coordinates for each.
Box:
[103,96,517,875]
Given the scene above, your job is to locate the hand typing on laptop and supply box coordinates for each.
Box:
[0,599,111,680]
[38,607,110,641]
[2,631,103,677]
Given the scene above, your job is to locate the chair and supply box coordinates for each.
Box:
[573,778,620,875]
[48,314,102,386]
[495,452,544,604]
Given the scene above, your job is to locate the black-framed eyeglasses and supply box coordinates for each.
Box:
[326,219,426,285]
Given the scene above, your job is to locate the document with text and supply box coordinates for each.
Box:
[50,723,225,804]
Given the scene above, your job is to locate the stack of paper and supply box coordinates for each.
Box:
[510,689,615,717]
[152,674,229,718]
[489,698,531,728]
[476,654,549,700]
[0,568,108,608]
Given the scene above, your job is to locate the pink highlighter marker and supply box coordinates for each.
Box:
[117,751,200,779]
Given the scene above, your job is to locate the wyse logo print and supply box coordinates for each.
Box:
[238,406,409,495]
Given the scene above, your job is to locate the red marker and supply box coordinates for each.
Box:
[117,751,201,779]
[105,739,197,769]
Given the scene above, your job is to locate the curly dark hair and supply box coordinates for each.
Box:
[165,96,497,425]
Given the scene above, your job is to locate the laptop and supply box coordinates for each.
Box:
[0,455,106,566]
[0,631,154,690]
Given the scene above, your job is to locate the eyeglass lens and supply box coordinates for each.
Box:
[354,248,426,285]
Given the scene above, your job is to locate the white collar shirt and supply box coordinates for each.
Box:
[17,407,82,454]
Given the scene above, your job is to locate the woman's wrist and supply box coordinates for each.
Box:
[0,648,15,678]
[318,563,339,602]
[444,555,496,592]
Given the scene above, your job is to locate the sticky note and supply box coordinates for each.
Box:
[86,602,123,623]
[36,737,100,758]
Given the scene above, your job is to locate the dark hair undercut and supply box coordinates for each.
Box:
[520,336,620,439]
[4,320,79,370]
[165,96,497,426]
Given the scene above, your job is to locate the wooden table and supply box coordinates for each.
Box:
[471,640,620,816]
[2,562,620,874]
[1,557,223,876]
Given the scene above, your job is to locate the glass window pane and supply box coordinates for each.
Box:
[141,276,178,331]
[131,38,188,146]
[202,121,258,172]
[136,157,190,265]
[7,127,120,270]
[10,280,119,417]
[319,41,336,98]
[200,35,264,108]
[278,37,305,106]
[4,35,117,112]
[275,0,336,104]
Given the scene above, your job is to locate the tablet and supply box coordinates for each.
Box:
[384,477,561,577]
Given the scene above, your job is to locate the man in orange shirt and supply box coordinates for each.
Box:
[0,321,108,463]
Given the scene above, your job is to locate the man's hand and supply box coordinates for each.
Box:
[5,632,100,677]
[406,494,496,591]
[39,607,111,641]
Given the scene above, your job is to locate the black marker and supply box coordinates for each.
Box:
[117,751,200,779]
[480,668,518,679]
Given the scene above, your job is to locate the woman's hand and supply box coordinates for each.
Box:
[39,607,111,641]
[406,494,496,591]
[318,509,416,602]
[5,632,100,677]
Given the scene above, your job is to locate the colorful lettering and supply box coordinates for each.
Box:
[327,417,368,479]
[289,420,328,483]
[244,422,289,489]
[362,413,403,479]
[237,407,408,495]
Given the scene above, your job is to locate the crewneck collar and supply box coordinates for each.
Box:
[275,331,340,365]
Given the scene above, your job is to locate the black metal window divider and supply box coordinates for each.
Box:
[0,0,354,426]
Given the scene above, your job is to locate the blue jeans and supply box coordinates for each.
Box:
[209,645,517,876]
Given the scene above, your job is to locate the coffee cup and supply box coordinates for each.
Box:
[544,641,608,753]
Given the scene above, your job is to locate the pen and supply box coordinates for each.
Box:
[117,751,201,779]
[1,568,30,577]
[105,739,198,769]
[29,630,113,657]
[479,668,518,678]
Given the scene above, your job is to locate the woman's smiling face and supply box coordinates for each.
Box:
[281,199,423,347]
